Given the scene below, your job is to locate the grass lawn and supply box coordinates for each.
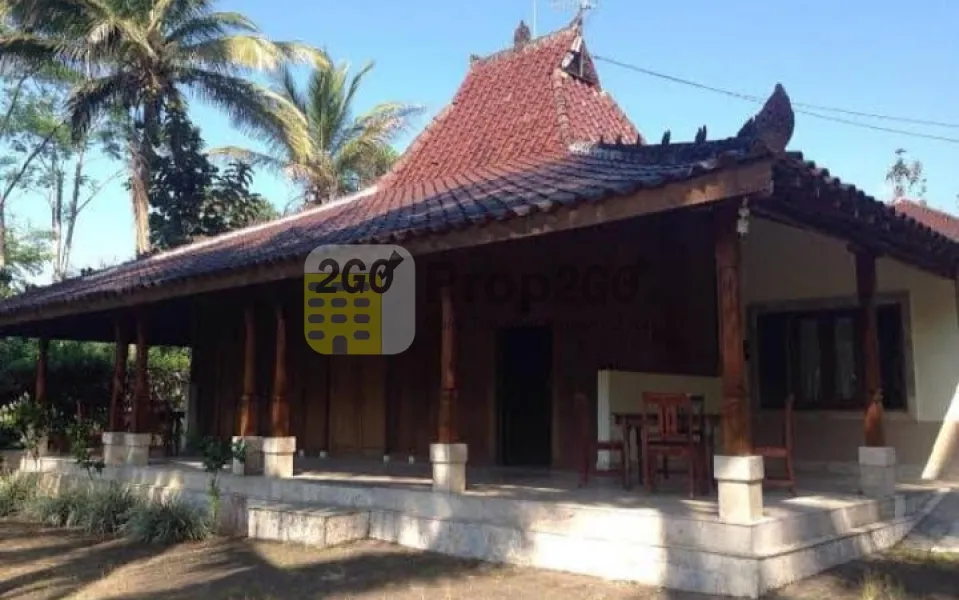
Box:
[1,520,958,599]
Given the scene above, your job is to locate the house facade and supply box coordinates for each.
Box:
[2,19,958,490]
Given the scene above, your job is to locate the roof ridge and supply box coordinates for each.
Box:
[469,23,578,68]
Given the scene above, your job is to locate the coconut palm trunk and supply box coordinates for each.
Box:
[130,140,152,256]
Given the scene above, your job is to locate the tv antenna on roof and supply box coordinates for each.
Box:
[532,0,598,37]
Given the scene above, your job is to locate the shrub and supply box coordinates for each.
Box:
[26,486,88,528]
[77,482,140,537]
[122,497,211,544]
[0,473,39,517]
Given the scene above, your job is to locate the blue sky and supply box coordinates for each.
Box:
[10,0,959,274]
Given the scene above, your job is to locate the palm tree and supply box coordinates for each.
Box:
[215,61,420,206]
[0,0,324,255]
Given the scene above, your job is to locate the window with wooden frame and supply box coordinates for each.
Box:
[756,303,906,410]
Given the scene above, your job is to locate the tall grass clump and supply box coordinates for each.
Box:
[860,569,905,600]
[0,473,39,517]
[26,486,88,527]
[123,496,211,544]
[77,483,140,536]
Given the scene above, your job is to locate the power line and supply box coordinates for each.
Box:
[592,55,959,144]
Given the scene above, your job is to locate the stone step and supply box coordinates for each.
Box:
[247,499,370,548]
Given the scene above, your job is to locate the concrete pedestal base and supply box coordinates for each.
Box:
[101,432,126,466]
[232,436,263,475]
[262,437,296,478]
[430,443,468,494]
[859,446,896,498]
[123,433,152,466]
[714,455,765,524]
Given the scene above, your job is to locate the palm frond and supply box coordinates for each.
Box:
[148,0,215,33]
[272,65,308,121]
[341,61,374,122]
[0,33,62,71]
[182,67,309,152]
[207,145,285,171]
[178,34,298,72]
[164,11,258,44]
[67,72,137,139]
[273,41,327,69]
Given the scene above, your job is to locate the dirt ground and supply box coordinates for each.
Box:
[1,521,958,600]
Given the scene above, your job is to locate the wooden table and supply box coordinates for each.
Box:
[612,407,721,487]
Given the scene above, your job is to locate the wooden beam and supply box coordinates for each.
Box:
[238,304,258,437]
[714,204,752,455]
[270,301,290,437]
[438,284,457,444]
[0,161,775,329]
[856,250,885,446]
[35,337,48,407]
[131,314,149,433]
[109,319,128,431]
[407,160,774,255]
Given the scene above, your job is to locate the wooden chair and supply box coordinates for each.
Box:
[575,392,629,488]
[640,392,707,497]
[753,395,796,495]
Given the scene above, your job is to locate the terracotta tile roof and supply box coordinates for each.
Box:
[382,24,639,188]
[892,199,959,242]
[0,146,759,317]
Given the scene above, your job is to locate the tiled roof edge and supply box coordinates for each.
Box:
[76,184,381,285]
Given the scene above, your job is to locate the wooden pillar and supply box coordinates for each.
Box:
[35,337,48,407]
[109,320,128,431]
[270,301,290,437]
[715,205,752,455]
[438,284,457,444]
[238,304,258,437]
[131,314,150,433]
[856,250,885,446]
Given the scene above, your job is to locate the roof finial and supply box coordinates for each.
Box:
[694,125,707,144]
[514,20,532,48]
[737,83,795,153]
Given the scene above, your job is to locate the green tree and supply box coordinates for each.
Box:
[148,108,276,251]
[886,148,927,203]
[215,61,419,206]
[0,67,63,274]
[10,75,127,280]
[0,0,324,256]
[0,225,52,297]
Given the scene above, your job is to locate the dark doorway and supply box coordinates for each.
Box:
[497,325,553,467]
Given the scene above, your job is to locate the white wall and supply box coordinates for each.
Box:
[595,216,959,478]
[742,217,959,424]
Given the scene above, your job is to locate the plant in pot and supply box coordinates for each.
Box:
[231,439,247,476]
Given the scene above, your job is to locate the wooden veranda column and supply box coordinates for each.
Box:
[270,301,290,437]
[35,338,48,407]
[714,205,752,455]
[438,284,457,444]
[109,320,128,431]
[238,304,259,437]
[130,314,150,433]
[856,250,885,446]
